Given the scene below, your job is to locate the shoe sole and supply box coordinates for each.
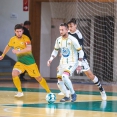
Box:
[60,100,70,102]
[60,98,70,102]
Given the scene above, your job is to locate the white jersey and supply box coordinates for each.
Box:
[54,35,81,64]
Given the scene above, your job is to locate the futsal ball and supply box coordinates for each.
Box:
[46,93,56,103]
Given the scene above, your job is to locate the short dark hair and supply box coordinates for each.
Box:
[67,18,76,25]
[60,23,68,28]
[24,21,31,25]
[14,24,23,30]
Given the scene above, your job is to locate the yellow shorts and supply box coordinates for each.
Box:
[13,62,41,77]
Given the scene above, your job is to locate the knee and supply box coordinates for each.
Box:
[35,76,42,82]
[57,78,62,81]
[12,70,20,77]
[62,73,69,81]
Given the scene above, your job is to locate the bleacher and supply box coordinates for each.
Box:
[0,51,15,76]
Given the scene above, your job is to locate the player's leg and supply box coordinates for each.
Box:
[58,78,70,102]
[13,62,25,97]
[57,77,70,102]
[84,70,107,100]
[57,67,70,102]
[57,66,64,95]
[26,63,51,93]
[62,72,77,102]
[35,76,51,93]
[58,84,70,95]
[57,65,70,95]
[82,59,107,100]
[19,71,27,81]
[61,63,78,102]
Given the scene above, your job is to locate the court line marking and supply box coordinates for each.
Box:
[3,106,79,117]
[1,87,117,96]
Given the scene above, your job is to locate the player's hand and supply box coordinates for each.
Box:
[12,49,20,54]
[57,66,59,71]
[47,60,52,66]
[0,55,4,60]
[76,66,82,74]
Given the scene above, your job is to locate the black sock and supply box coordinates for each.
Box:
[95,80,104,92]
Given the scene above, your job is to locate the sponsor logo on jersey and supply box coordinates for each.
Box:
[61,47,70,57]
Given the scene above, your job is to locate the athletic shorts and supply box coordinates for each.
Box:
[81,59,90,71]
[13,62,40,77]
[57,62,78,78]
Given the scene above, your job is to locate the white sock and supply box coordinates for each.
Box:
[57,80,70,97]
[93,76,98,83]
[62,74,75,94]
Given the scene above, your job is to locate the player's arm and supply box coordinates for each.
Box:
[76,49,84,74]
[77,30,83,39]
[47,39,59,66]
[12,40,31,54]
[73,37,84,72]
[0,45,11,60]
[76,30,83,47]
[47,48,59,66]
[77,49,84,64]
[73,38,84,60]
[12,45,31,54]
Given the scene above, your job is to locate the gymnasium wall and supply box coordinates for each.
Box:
[40,3,52,77]
[0,0,29,61]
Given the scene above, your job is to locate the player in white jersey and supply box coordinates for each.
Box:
[58,18,107,100]
[47,23,84,102]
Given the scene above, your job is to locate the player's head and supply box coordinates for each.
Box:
[14,24,24,38]
[24,20,31,29]
[59,23,68,37]
[67,18,77,33]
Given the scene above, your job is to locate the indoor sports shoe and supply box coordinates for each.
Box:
[58,92,64,95]
[60,97,70,102]
[100,91,107,100]
[14,92,24,97]
[71,93,77,102]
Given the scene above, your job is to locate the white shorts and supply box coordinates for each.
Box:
[57,62,78,78]
[81,59,90,71]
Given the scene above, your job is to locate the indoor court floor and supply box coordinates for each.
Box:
[0,77,117,117]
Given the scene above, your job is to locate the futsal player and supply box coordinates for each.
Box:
[0,24,51,97]
[47,23,84,102]
[58,18,107,100]
[20,20,32,81]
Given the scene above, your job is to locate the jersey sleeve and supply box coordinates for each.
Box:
[8,38,13,47]
[72,37,82,51]
[76,30,83,39]
[54,38,60,50]
[76,30,84,47]
[23,35,31,46]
